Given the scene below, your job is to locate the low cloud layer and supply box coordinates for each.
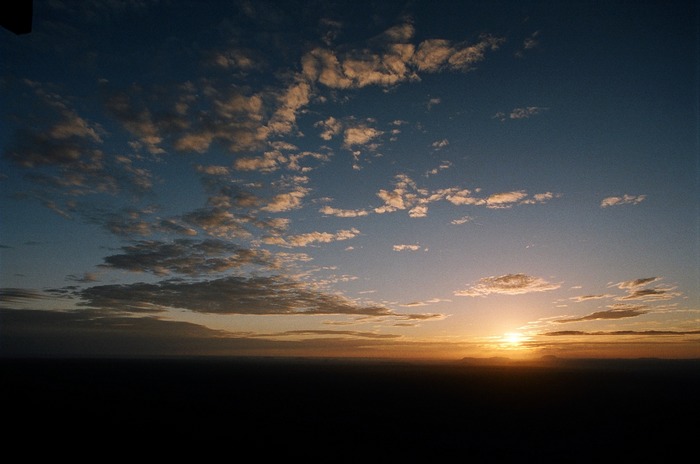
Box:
[75,274,439,320]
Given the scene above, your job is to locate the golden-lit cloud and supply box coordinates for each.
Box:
[455,273,561,297]
[263,228,361,248]
[600,194,646,208]
[393,244,421,252]
[319,206,370,217]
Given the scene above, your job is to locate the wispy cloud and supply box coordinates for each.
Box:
[543,329,700,336]
[0,288,50,306]
[494,106,548,121]
[613,276,680,301]
[515,31,541,58]
[600,194,646,208]
[555,304,649,323]
[263,228,361,248]
[455,273,560,297]
[393,244,422,252]
[451,215,474,225]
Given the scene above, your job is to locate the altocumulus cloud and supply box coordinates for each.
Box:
[455,273,560,297]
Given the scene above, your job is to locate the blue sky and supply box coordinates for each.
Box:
[1,0,698,359]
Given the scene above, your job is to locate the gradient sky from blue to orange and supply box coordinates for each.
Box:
[0,0,698,360]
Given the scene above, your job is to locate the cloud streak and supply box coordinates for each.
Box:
[600,194,646,208]
[455,274,560,297]
[77,275,438,320]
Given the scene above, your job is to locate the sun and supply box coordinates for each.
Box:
[502,332,525,346]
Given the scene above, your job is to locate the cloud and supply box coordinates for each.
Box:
[412,34,504,73]
[431,139,449,149]
[393,244,421,252]
[543,329,700,336]
[426,161,452,176]
[612,277,681,302]
[400,298,451,307]
[618,288,680,302]
[234,150,288,172]
[515,31,541,58]
[3,80,153,211]
[555,305,649,323]
[0,307,444,358]
[100,239,273,276]
[302,24,502,90]
[104,89,166,155]
[455,273,561,297]
[451,215,473,225]
[266,81,311,136]
[66,273,101,283]
[343,122,384,148]
[617,277,660,289]
[408,205,428,218]
[319,206,370,217]
[265,329,400,339]
[263,228,361,248]
[261,185,310,212]
[569,294,614,302]
[0,288,50,305]
[210,46,262,71]
[315,116,343,141]
[78,274,398,317]
[445,189,558,209]
[494,106,548,121]
[373,175,559,217]
[600,194,646,208]
[427,98,441,110]
[374,174,427,214]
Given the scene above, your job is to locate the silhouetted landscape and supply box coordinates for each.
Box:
[3,356,698,460]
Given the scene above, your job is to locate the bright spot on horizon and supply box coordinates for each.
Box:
[501,332,527,347]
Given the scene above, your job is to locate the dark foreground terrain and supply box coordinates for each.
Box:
[2,357,699,461]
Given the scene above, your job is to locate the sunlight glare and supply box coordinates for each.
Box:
[502,332,525,346]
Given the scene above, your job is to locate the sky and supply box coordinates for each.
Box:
[1,0,698,360]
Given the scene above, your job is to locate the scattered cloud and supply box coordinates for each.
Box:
[426,161,452,176]
[315,116,343,141]
[494,106,548,121]
[302,23,503,90]
[431,139,449,149]
[319,206,370,217]
[263,228,361,248]
[600,194,646,208]
[451,215,473,225]
[515,31,541,58]
[393,244,421,252]
[455,273,561,297]
[100,239,273,276]
[427,98,441,110]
